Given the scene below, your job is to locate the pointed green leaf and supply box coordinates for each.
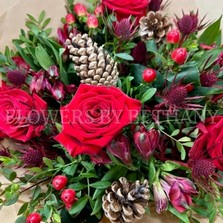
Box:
[198,16,222,45]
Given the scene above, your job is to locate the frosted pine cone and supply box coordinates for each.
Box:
[139,11,171,43]
[66,33,119,86]
[102,177,150,223]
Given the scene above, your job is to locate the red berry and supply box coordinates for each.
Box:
[65,13,75,25]
[52,175,68,191]
[73,3,87,17]
[166,29,180,44]
[185,84,194,92]
[26,212,41,223]
[87,15,99,29]
[61,189,76,204]
[171,48,188,65]
[142,68,157,83]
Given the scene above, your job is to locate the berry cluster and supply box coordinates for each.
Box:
[26,175,77,222]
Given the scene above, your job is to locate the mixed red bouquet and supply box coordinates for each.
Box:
[0,0,223,223]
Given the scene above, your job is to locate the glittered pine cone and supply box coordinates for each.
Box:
[66,33,119,86]
[102,177,150,223]
[139,11,171,43]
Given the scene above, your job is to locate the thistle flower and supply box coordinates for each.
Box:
[113,17,137,41]
[106,134,132,165]
[20,145,44,167]
[200,72,218,87]
[175,10,206,38]
[7,70,26,86]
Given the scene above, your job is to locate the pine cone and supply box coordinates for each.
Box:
[66,33,119,86]
[139,11,171,43]
[102,177,150,223]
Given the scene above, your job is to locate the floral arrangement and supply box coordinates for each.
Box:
[0,0,223,223]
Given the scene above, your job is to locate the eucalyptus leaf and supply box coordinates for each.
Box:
[115,53,134,61]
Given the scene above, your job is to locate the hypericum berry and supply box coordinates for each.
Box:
[65,13,75,25]
[142,68,157,83]
[26,212,41,223]
[86,15,99,29]
[185,84,194,92]
[61,189,76,204]
[52,175,68,191]
[171,47,188,65]
[73,3,87,17]
[166,29,180,44]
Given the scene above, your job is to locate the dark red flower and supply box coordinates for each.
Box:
[55,84,141,156]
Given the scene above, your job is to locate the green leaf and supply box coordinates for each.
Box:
[140,88,157,103]
[168,205,190,223]
[44,204,53,219]
[167,66,200,85]
[146,40,158,52]
[198,16,222,45]
[2,168,17,181]
[91,198,102,215]
[27,14,38,23]
[176,142,186,160]
[131,64,147,85]
[148,158,156,185]
[35,45,54,70]
[18,202,29,215]
[32,185,41,200]
[90,181,111,189]
[4,193,19,206]
[161,161,181,172]
[178,137,191,142]
[38,10,45,24]
[69,196,88,215]
[115,53,134,61]
[43,157,54,169]
[41,18,51,29]
[53,213,61,223]
[15,216,26,223]
[69,182,87,191]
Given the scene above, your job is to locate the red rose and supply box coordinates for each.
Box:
[102,0,149,21]
[55,84,141,156]
[0,86,47,142]
[189,116,223,171]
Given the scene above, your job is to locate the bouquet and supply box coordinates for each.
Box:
[0,0,223,222]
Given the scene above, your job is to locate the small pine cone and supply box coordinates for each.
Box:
[102,177,150,223]
[139,11,171,43]
[66,33,119,86]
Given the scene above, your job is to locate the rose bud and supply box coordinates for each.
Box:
[73,3,87,17]
[87,15,99,29]
[65,13,76,25]
[134,126,159,160]
[153,181,168,213]
[107,134,132,165]
[47,65,60,78]
[171,47,188,65]
[94,5,104,17]
[166,29,180,44]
